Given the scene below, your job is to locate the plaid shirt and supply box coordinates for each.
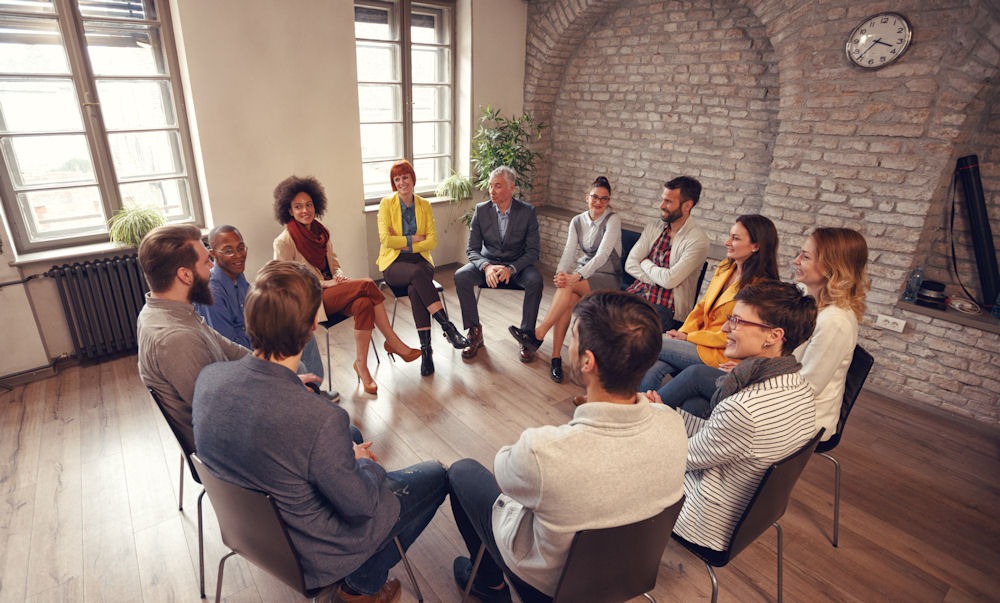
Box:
[626,224,673,308]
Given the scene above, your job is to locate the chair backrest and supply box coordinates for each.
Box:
[552,496,685,603]
[816,345,873,454]
[620,228,642,289]
[147,386,201,484]
[190,454,309,595]
[726,429,825,562]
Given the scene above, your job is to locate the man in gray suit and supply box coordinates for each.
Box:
[455,166,543,362]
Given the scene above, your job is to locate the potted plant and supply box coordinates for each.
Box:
[470,105,545,198]
[436,170,476,227]
[107,205,166,247]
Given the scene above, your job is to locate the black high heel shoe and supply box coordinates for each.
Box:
[550,358,563,383]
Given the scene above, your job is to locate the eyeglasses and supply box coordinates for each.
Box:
[213,244,248,257]
[725,314,775,330]
[589,193,611,203]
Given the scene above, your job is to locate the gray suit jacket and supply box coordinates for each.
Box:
[466,198,540,273]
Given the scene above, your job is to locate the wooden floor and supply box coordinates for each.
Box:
[2,270,999,602]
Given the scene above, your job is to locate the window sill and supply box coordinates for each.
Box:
[897,300,1000,335]
[10,227,209,269]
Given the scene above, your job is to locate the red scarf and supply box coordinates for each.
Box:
[286,219,330,272]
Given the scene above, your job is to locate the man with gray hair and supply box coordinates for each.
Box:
[454,166,543,362]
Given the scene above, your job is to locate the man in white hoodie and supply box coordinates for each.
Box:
[446,291,688,602]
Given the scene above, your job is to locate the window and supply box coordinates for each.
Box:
[354,0,454,204]
[0,0,200,254]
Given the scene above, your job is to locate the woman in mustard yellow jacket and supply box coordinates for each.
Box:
[377,160,468,376]
[638,214,779,392]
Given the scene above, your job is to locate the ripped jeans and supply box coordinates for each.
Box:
[344,460,448,595]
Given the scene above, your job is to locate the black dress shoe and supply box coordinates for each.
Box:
[519,344,536,363]
[508,325,543,350]
[453,557,512,603]
[550,358,563,383]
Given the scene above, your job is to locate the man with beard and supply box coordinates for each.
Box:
[137,224,251,453]
[446,291,687,602]
[625,176,710,331]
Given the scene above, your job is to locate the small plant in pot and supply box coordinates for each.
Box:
[107,205,167,247]
[436,170,475,227]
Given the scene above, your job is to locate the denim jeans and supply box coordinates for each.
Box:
[638,337,705,392]
[447,458,551,603]
[299,334,324,379]
[657,364,725,419]
[344,460,448,595]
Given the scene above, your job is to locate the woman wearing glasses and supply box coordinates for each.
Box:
[637,214,780,392]
[657,228,869,442]
[272,175,420,396]
[508,175,621,382]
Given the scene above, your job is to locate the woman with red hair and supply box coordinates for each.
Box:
[377,160,468,376]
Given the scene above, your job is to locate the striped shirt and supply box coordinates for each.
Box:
[673,371,816,551]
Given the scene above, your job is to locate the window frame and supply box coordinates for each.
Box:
[354,0,455,206]
[0,0,202,255]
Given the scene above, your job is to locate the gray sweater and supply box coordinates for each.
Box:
[491,396,688,595]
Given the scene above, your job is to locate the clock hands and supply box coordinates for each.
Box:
[858,37,892,59]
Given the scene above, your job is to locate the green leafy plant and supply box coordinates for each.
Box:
[470,105,545,197]
[435,170,474,203]
[107,205,166,247]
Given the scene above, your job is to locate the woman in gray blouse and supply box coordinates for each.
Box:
[509,175,622,382]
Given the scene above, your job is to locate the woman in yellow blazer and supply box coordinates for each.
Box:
[638,214,779,392]
[377,160,468,376]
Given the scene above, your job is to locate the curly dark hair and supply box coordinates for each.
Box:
[273,175,327,225]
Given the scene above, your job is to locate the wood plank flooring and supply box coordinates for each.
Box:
[2,270,998,602]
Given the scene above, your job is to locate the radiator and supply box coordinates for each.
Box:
[49,255,149,361]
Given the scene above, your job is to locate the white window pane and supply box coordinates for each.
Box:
[108,130,182,179]
[97,79,175,130]
[0,14,70,74]
[2,134,95,187]
[413,121,449,156]
[362,160,394,200]
[358,83,401,122]
[0,0,55,14]
[18,185,106,242]
[412,156,448,191]
[0,78,82,132]
[77,0,156,20]
[359,122,402,162]
[412,5,448,44]
[119,178,191,219]
[84,22,166,76]
[412,85,449,121]
[411,45,449,84]
[354,4,395,41]
[356,41,400,82]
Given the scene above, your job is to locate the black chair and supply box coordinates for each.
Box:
[814,345,874,547]
[191,454,423,603]
[620,228,642,289]
[378,279,448,328]
[318,312,379,392]
[147,387,206,598]
[475,280,526,303]
[462,496,685,603]
[673,430,825,603]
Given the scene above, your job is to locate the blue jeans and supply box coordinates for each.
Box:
[657,364,725,419]
[299,335,324,379]
[638,338,705,392]
[344,460,448,595]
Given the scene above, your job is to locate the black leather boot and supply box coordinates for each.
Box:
[550,358,563,383]
[418,330,434,376]
[433,310,470,348]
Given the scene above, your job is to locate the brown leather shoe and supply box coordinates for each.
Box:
[462,325,484,359]
[336,578,401,603]
[519,344,536,363]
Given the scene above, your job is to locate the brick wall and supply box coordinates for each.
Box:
[522,0,1000,424]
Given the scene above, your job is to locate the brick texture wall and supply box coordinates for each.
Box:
[521,0,1000,424]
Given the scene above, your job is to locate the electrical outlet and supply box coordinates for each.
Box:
[874,314,905,333]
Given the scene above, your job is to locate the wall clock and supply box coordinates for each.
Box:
[845,12,913,69]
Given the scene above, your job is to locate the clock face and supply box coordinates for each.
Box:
[845,13,912,69]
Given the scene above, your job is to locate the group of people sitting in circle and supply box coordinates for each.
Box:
[135,162,869,602]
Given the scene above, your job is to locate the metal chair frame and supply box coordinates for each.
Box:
[319,313,379,392]
[378,278,448,328]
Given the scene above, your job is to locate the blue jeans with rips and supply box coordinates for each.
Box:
[343,460,448,595]
[638,337,705,392]
[657,363,725,419]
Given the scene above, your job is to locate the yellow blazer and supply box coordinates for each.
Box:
[680,260,740,367]
[376,193,437,271]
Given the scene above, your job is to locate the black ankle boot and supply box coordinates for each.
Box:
[433,310,470,348]
[550,357,563,383]
[418,330,434,376]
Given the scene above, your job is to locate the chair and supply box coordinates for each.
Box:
[620,228,642,289]
[379,279,448,328]
[147,387,207,598]
[191,454,423,603]
[673,430,825,603]
[462,497,685,603]
[814,345,874,547]
[475,279,526,303]
[318,312,380,392]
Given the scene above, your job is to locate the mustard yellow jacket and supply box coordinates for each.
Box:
[680,260,740,367]
[376,193,437,271]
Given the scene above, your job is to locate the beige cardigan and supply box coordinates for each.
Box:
[272,226,346,322]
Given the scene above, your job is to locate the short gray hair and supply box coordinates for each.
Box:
[489,166,516,186]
